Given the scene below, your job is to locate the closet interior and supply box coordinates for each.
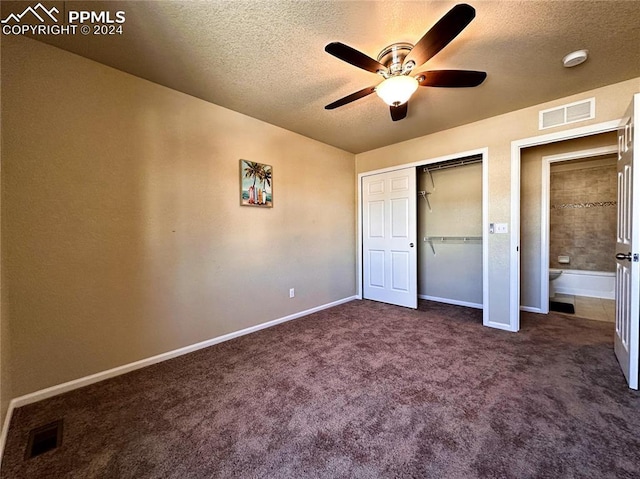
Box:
[417,155,483,308]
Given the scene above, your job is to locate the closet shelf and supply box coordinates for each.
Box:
[425,236,482,242]
[425,236,482,255]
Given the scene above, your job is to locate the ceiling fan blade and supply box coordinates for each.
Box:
[390,102,408,121]
[405,4,476,68]
[325,86,376,110]
[416,70,487,87]
[325,42,387,74]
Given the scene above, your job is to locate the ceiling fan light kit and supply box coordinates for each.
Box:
[324,3,487,121]
[376,75,419,106]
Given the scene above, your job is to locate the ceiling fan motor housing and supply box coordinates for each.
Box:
[377,42,414,76]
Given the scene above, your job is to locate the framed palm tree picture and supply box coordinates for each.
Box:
[240,160,273,207]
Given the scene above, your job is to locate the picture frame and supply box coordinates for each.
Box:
[240,160,273,207]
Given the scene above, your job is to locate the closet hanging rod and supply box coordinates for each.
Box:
[422,157,482,173]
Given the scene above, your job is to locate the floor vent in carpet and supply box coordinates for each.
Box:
[25,419,63,460]
[550,301,575,314]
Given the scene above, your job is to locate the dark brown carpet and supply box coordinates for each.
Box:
[2,300,639,478]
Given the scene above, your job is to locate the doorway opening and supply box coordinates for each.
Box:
[545,149,618,322]
[509,120,621,331]
[519,132,618,324]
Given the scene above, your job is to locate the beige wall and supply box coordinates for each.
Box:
[0,35,356,411]
[357,77,640,325]
[0,49,8,429]
[520,133,617,309]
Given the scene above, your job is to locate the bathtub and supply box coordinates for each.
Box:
[550,268,615,300]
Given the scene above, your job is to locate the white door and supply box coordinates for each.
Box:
[362,167,417,308]
[615,93,640,390]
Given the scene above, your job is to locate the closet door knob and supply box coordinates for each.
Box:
[616,252,632,261]
[409,243,414,247]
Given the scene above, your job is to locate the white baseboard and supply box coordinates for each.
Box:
[0,401,16,470]
[419,295,483,310]
[555,287,615,300]
[0,295,357,465]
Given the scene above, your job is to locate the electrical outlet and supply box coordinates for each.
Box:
[289,288,295,298]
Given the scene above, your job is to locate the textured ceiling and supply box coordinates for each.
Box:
[4,0,640,153]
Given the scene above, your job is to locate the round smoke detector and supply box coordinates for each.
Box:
[563,50,589,68]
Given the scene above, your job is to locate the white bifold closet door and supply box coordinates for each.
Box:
[362,167,417,309]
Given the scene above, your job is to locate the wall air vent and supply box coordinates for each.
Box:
[539,98,595,130]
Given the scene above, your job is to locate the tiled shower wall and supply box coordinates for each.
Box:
[549,163,617,272]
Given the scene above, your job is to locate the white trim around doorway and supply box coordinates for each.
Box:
[510,120,622,330]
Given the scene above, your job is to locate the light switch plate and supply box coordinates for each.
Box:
[495,223,508,234]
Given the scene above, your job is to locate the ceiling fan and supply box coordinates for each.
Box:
[324,3,487,121]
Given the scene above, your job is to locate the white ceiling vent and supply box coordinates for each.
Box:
[539,98,595,130]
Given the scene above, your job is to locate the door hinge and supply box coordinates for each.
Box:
[634,253,639,262]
